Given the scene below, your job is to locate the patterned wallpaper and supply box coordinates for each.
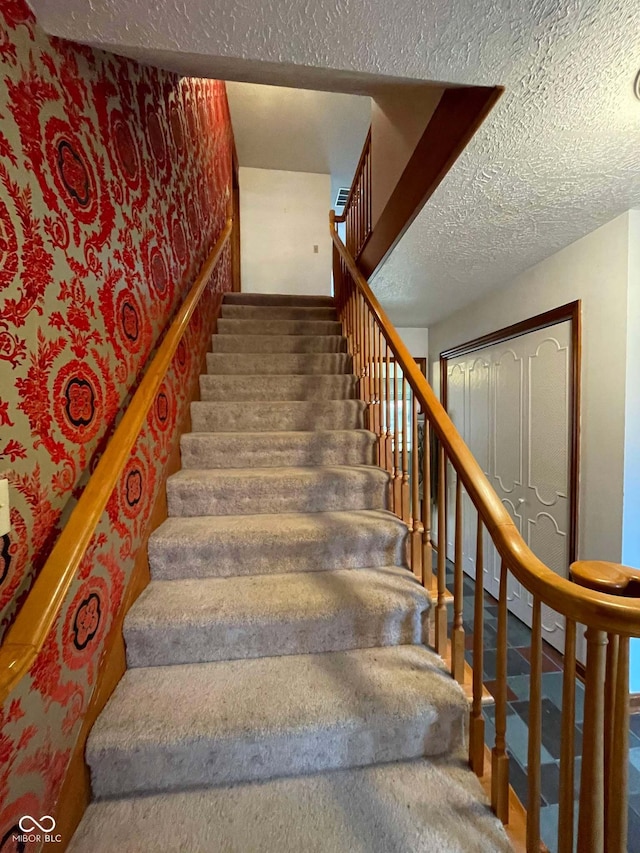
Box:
[0,0,233,842]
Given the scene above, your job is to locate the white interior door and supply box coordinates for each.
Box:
[445,322,572,653]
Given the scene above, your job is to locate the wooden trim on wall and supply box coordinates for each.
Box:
[358,85,503,279]
[439,300,582,565]
[51,295,226,851]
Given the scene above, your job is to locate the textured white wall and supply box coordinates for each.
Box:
[623,211,640,563]
[625,211,640,691]
[397,328,429,360]
[239,167,331,296]
[428,212,633,567]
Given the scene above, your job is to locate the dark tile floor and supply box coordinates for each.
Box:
[453,568,639,853]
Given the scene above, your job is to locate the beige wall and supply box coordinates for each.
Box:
[370,87,443,225]
[239,167,332,295]
[397,327,429,359]
[428,212,634,565]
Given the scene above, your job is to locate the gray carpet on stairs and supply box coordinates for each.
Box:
[148,509,406,578]
[211,332,347,352]
[73,292,510,852]
[70,757,511,853]
[179,429,375,468]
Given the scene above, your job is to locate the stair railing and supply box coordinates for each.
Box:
[340,128,372,260]
[0,218,233,704]
[330,210,639,853]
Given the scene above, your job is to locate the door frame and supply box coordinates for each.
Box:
[439,300,582,563]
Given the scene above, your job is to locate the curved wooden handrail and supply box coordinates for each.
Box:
[0,219,233,703]
[571,561,640,596]
[330,217,640,636]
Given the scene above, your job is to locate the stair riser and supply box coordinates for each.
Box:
[89,710,464,798]
[221,305,336,321]
[125,606,429,668]
[180,432,375,469]
[223,293,334,307]
[217,319,342,336]
[211,335,347,354]
[199,375,356,403]
[166,473,388,517]
[206,352,352,376]
[191,401,364,433]
[148,514,407,579]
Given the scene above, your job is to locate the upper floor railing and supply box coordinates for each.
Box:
[330,208,640,853]
[337,128,372,260]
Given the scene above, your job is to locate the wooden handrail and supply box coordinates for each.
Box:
[335,127,371,224]
[571,560,640,595]
[0,218,233,703]
[330,217,640,636]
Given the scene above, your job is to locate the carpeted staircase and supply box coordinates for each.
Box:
[70,293,511,852]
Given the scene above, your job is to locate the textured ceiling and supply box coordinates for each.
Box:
[225,82,371,205]
[31,0,640,325]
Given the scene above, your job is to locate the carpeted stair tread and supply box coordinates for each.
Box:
[206,351,351,375]
[221,304,336,320]
[210,333,347,353]
[217,318,342,336]
[223,292,334,307]
[86,645,468,797]
[148,508,407,579]
[124,566,430,667]
[180,429,375,469]
[191,399,364,432]
[70,757,511,853]
[199,374,356,402]
[166,465,389,517]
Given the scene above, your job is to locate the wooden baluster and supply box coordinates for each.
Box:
[367,145,372,239]
[360,299,367,422]
[421,418,433,591]
[376,327,383,465]
[604,632,619,846]
[347,282,354,353]
[392,362,402,516]
[356,191,359,252]
[469,516,484,775]
[558,619,576,853]
[410,392,423,581]
[608,635,629,853]
[357,294,364,404]
[451,475,465,683]
[577,628,607,853]
[385,343,393,477]
[365,305,376,432]
[371,317,379,442]
[435,445,447,654]
[346,206,351,254]
[362,300,369,416]
[359,177,364,254]
[401,376,411,525]
[491,558,510,824]
[332,244,342,319]
[527,597,542,851]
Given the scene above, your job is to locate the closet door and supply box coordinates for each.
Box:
[445,321,571,652]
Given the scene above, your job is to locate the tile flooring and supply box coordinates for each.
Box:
[454,568,638,852]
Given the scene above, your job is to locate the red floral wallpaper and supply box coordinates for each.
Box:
[0,0,233,842]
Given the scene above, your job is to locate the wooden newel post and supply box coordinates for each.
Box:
[577,627,607,853]
[570,560,637,853]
